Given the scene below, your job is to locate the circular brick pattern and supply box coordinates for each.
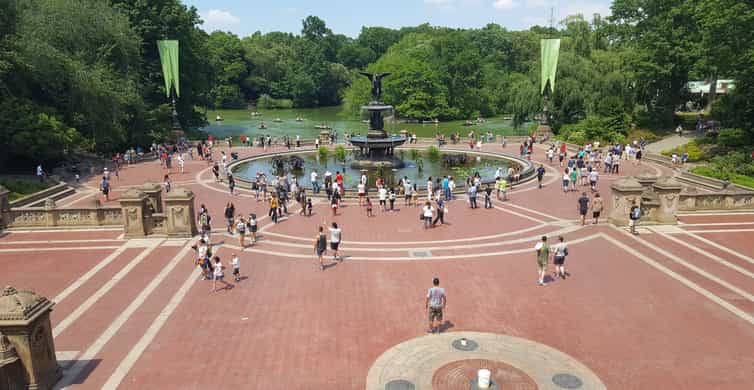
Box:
[432,359,538,390]
[552,373,584,389]
[451,338,479,351]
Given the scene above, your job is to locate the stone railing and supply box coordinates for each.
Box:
[8,182,75,209]
[678,189,754,211]
[2,201,123,229]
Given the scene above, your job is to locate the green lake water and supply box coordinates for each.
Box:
[200,107,531,141]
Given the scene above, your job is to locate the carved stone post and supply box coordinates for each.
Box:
[141,183,163,214]
[164,188,198,237]
[43,199,56,228]
[0,287,61,390]
[609,177,644,226]
[119,188,148,238]
[0,332,27,390]
[653,177,683,224]
[319,131,330,145]
[0,185,9,228]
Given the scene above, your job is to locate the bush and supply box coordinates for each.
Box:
[426,146,440,161]
[626,127,661,143]
[409,149,421,161]
[717,128,753,148]
[692,166,754,189]
[317,146,329,161]
[558,114,631,145]
[334,145,347,163]
[0,177,52,201]
[257,94,294,109]
[661,141,706,162]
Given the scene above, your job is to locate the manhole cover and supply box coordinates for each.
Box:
[552,373,583,389]
[385,379,415,390]
[452,338,479,351]
[410,250,432,258]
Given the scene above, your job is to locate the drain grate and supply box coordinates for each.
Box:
[451,338,479,351]
[409,250,432,258]
[385,379,415,390]
[552,373,583,389]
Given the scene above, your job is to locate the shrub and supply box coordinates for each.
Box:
[0,177,52,201]
[409,149,421,161]
[717,128,752,148]
[661,141,706,162]
[334,145,347,163]
[426,146,440,161]
[317,146,329,161]
[257,94,294,109]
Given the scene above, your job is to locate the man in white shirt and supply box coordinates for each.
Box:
[378,186,388,211]
[310,171,319,193]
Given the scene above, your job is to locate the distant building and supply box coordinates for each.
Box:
[686,80,735,95]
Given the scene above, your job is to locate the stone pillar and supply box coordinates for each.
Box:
[0,332,27,390]
[0,185,9,228]
[164,188,198,238]
[119,188,148,238]
[653,177,683,224]
[319,131,330,145]
[43,199,56,228]
[141,183,163,213]
[0,287,60,390]
[609,177,644,226]
[635,172,658,190]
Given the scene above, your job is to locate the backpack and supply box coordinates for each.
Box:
[631,207,642,220]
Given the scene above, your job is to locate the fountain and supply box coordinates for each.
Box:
[348,72,407,168]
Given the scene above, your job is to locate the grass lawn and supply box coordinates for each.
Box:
[691,166,754,189]
[0,176,53,201]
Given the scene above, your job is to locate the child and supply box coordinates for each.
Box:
[410,184,418,207]
[231,254,241,282]
[330,195,338,216]
[306,198,313,216]
[236,217,246,249]
[211,256,232,292]
[366,197,373,217]
[388,188,396,211]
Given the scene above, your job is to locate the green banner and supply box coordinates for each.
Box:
[157,40,180,98]
[541,39,560,94]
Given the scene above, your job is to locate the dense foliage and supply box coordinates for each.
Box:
[1,0,754,171]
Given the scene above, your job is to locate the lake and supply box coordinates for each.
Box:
[200,107,531,141]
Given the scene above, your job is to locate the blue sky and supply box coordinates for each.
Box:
[183,0,612,37]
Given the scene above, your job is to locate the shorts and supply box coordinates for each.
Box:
[580,208,588,216]
[554,255,565,265]
[330,242,340,250]
[405,194,411,200]
[590,180,597,186]
[629,219,636,227]
[316,247,326,257]
[428,307,443,322]
[214,273,224,280]
[232,268,239,275]
[562,180,569,187]
[537,257,548,268]
[359,192,365,197]
[593,211,601,218]
[227,217,234,225]
[250,225,257,233]
[379,199,386,205]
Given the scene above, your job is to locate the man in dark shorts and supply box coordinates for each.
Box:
[314,226,327,271]
[536,164,546,189]
[577,192,590,226]
[425,278,446,333]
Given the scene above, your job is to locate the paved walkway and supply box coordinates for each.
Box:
[644,132,698,154]
[2,142,753,389]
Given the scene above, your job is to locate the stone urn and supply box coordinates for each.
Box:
[0,287,61,390]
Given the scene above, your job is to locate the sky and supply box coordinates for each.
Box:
[182,0,612,38]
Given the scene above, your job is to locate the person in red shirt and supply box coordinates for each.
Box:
[335,172,344,195]
[560,142,567,154]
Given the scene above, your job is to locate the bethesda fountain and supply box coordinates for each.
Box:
[348,72,407,168]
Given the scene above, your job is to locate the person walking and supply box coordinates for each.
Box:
[247,213,258,243]
[535,236,551,286]
[562,169,570,194]
[497,177,508,201]
[378,186,388,212]
[484,184,493,208]
[365,197,374,217]
[236,217,246,249]
[314,226,327,271]
[467,184,478,209]
[227,172,236,195]
[422,201,434,229]
[224,202,235,233]
[577,192,590,226]
[269,194,279,224]
[433,198,445,226]
[552,236,569,279]
[388,187,396,211]
[231,253,241,282]
[327,221,342,262]
[536,164,546,189]
[425,278,446,334]
[100,176,110,201]
[591,193,603,224]
[211,256,232,293]
[311,170,319,194]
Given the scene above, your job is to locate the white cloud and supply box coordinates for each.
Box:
[492,0,518,10]
[201,9,241,32]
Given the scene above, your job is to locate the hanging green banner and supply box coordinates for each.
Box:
[157,40,180,98]
[540,38,560,94]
